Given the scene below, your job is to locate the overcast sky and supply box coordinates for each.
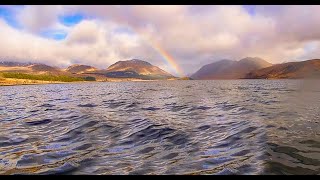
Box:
[0,5,320,76]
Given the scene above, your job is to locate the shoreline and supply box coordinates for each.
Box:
[0,78,69,86]
[1,78,318,86]
[0,77,165,86]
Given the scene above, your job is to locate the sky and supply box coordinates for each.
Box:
[0,5,320,76]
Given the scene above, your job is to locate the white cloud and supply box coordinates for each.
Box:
[66,20,101,45]
[1,5,320,75]
[16,5,64,33]
[0,18,145,69]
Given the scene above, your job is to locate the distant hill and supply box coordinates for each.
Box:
[0,62,66,76]
[29,64,60,72]
[0,59,175,81]
[104,59,175,79]
[4,58,320,81]
[0,61,34,67]
[66,64,98,74]
[245,59,320,79]
[191,57,272,79]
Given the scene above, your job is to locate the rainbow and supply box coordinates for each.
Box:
[140,35,185,77]
[110,17,185,77]
[152,44,184,77]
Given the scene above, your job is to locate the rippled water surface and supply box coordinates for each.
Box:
[0,80,320,175]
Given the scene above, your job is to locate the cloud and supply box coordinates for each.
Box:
[1,5,320,75]
[66,20,100,45]
[0,18,145,69]
[16,5,64,33]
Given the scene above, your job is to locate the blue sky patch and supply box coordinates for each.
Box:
[243,5,256,16]
[0,6,22,29]
[59,13,84,27]
[40,29,67,40]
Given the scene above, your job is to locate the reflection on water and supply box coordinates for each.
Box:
[0,80,319,175]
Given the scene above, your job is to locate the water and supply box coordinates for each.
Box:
[0,80,320,175]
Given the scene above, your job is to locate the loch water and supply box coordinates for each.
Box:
[0,80,320,175]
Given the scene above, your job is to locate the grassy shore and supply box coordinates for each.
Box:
[0,72,97,86]
[0,72,188,86]
[1,72,85,82]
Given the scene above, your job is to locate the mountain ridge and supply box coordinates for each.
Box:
[191,57,273,79]
[106,59,172,76]
[2,58,320,81]
[66,64,98,74]
[0,59,175,80]
[245,59,320,79]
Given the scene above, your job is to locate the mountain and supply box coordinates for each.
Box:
[191,57,272,79]
[245,59,320,79]
[29,64,60,72]
[0,62,66,76]
[104,59,174,79]
[0,59,175,81]
[66,64,98,74]
[0,61,34,67]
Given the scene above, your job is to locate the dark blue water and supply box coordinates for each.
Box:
[0,80,319,175]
